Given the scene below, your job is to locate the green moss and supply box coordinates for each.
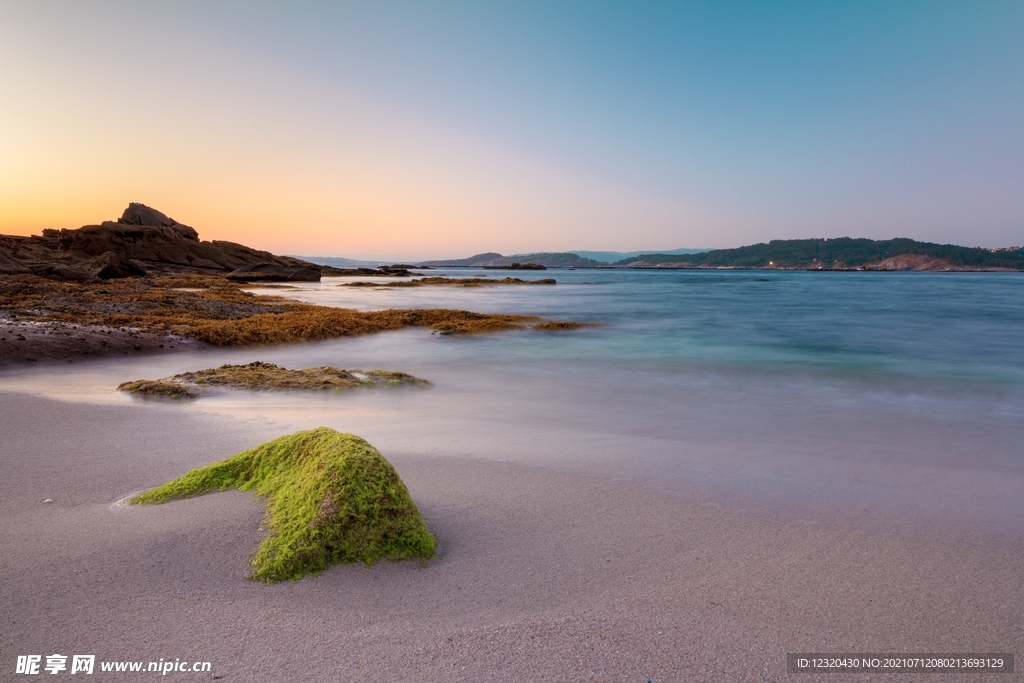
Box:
[173,361,366,391]
[361,369,430,386]
[131,428,436,582]
[116,379,197,398]
[120,362,431,396]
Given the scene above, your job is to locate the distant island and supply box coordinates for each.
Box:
[417,252,604,268]
[413,238,1024,271]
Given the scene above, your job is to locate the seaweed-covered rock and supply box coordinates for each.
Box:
[118,362,430,395]
[117,379,196,398]
[131,428,436,581]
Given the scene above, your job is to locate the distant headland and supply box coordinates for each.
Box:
[409,238,1024,271]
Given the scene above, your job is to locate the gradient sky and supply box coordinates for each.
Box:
[2,1,1021,259]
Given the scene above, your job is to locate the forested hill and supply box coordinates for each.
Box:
[615,238,1024,270]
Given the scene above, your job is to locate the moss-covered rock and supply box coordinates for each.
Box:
[117,362,431,396]
[172,361,425,391]
[116,379,197,398]
[131,428,436,582]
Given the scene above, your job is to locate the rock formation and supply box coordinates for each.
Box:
[225,262,323,282]
[0,203,322,281]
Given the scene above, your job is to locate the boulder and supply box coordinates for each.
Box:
[118,202,178,227]
[117,202,199,240]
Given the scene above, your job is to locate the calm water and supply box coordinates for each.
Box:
[4,269,1023,528]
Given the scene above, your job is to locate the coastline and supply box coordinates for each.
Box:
[0,274,564,369]
[2,391,1020,681]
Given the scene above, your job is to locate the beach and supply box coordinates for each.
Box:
[6,2,1023,677]
[2,388,1020,682]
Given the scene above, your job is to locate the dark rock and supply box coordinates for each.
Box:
[52,221,310,272]
[0,248,31,275]
[320,266,412,277]
[119,202,176,227]
[29,263,100,283]
[1,204,322,279]
[117,202,199,240]
[225,262,322,282]
[86,251,148,279]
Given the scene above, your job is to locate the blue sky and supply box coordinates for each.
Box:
[1,1,1021,258]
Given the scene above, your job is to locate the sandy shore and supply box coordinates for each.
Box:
[1,391,1020,682]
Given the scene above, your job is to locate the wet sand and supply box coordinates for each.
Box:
[0,317,203,367]
[1,392,1020,682]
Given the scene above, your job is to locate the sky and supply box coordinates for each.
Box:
[1,1,1021,259]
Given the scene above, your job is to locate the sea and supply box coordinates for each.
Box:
[3,269,1023,530]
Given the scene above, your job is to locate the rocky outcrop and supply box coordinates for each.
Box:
[51,224,302,271]
[226,262,322,282]
[0,203,321,281]
[320,265,416,277]
[118,202,195,235]
[85,252,148,279]
[0,248,31,275]
[28,263,98,282]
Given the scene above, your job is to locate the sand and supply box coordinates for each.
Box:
[1,391,1020,682]
[0,317,202,367]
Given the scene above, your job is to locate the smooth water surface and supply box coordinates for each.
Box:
[3,269,1022,529]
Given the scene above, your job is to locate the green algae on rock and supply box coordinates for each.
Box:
[173,361,430,391]
[116,379,197,398]
[118,361,430,396]
[131,428,436,582]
